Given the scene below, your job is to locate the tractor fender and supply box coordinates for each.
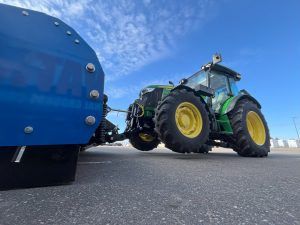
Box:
[172,85,213,99]
[224,90,261,114]
[171,85,213,115]
[171,85,206,104]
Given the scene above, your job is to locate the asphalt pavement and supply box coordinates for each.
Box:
[0,147,299,225]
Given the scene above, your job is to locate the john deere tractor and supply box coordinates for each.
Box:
[125,54,270,157]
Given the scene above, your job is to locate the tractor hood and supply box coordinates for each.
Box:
[139,85,173,97]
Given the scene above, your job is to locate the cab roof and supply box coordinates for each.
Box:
[202,63,241,81]
[144,85,174,89]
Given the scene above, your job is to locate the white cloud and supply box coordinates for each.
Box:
[105,85,140,99]
[0,0,215,83]
[143,0,151,5]
[105,71,189,99]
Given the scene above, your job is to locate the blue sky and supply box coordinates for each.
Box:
[1,0,300,139]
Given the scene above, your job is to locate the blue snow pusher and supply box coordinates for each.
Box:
[0,4,123,189]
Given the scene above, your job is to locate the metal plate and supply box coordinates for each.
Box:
[0,4,105,146]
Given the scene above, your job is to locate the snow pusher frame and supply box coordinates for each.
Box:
[0,4,122,189]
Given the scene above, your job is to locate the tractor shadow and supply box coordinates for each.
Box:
[136,148,299,161]
[134,148,244,162]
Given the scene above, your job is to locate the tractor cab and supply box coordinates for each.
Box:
[184,56,241,112]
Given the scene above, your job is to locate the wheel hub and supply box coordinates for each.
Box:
[246,111,266,145]
[175,102,202,138]
[139,133,155,142]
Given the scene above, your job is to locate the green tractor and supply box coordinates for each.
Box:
[125,54,270,157]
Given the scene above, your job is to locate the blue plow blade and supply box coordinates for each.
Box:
[0,3,105,146]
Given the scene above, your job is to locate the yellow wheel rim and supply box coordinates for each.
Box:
[246,111,266,145]
[175,102,203,138]
[139,133,155,142]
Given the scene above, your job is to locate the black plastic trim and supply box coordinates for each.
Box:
[173,85,214,97]
[224,90,261,114]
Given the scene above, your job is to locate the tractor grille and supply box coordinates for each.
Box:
[140,88,163,108]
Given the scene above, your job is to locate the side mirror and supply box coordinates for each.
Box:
[169,81,174,86]
[180,78,187,85]
[213,53,222,64]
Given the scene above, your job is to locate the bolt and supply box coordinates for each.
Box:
[90,90,100,99]
[86,63,95,73]
[66,31,72,35]
[22,10,29,16]
[74,39,80,44]
[54,21,59,26]
[85,116,96,125]
[24,126,33,134]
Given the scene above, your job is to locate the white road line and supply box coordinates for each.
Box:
[14,146,26,163]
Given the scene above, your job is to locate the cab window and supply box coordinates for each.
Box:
[209,71,230,111]
[229,78,239,96]
[185,70,208,89]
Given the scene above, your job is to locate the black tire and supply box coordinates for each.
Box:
[196,144,212,154]
[154,88,210,153]
[126,104,133,122]
[129,131,160,151]
[228,99,270,157]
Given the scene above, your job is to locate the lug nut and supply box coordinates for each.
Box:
[74,39,80,44]
[24,126,33,134]
[86,63,95,73]
[54,21,59,26]
[66,31,72,35]
[85,116,96,125]
[90,90,100,99]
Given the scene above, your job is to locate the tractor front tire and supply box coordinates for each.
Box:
[154,88,210,153]
[129,131,160,151]
[229,99,270,157]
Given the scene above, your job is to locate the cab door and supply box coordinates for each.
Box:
[209,70,231,112]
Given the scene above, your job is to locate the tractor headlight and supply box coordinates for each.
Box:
[139,87,155,98]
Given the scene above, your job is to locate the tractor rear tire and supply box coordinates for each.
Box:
[228,99,270,157]
[196,144,212,154]
[154,88,210,153]
[129,131,160,151]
